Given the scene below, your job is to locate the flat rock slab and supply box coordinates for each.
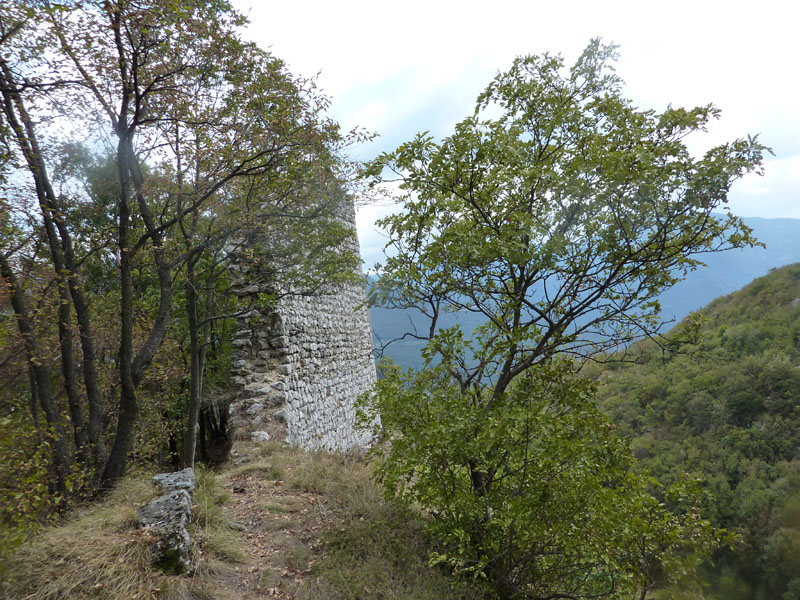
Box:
[137,489,195,574]
[153,468,196,492]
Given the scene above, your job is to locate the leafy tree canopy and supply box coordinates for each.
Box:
[360,40,767,598]
[364,39,767,383]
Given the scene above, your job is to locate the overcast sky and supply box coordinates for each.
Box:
[232,0,799,268]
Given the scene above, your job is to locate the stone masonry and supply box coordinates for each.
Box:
[228,194,376,451]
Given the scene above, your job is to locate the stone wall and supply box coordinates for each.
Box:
[228,195,376,451]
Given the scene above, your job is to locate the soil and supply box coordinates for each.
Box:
[206,447,339,599]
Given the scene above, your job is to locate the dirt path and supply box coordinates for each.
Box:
[207,445,338,599]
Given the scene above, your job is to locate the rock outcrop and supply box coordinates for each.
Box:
[137,468,197,575]
[153,468,196,493]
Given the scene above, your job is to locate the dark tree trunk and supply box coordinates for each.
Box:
[101,2,179,484]
[101,129,137,488]
[103,131,176,483]
[0,252,70,495]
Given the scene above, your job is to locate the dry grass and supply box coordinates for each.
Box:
[289,453,487,600]
[1,471,232,600]
[2,442,488,600]
[226,461,285,481]
[220,441,487,600]
[193,467,247,565]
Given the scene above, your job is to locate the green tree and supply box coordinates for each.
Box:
[360,40,765,598]
[0,0,361,493]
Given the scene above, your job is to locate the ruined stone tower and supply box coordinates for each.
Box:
[227,193,376,451]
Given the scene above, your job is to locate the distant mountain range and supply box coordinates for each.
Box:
[368,216,800,370]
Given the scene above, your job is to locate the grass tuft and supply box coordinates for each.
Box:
[193,466,246,565]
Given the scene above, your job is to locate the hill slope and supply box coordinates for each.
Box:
[592,263,800,600]
[658,217,800,322]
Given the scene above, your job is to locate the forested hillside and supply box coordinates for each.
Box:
[591,263,800,599]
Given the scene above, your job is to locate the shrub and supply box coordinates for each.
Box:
[361,360,721,598]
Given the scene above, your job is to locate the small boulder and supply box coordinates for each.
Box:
[251,430,270,442]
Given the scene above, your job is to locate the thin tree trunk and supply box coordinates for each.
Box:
[101,128,137,487]
[1,58,105,467]
[55,266,88,463]
[127,136,174,387]
[198,264,217,394]
[181,259,201,468]
[66,277,107,469]
[0,62,89,462]
[27,366,42,440]
[0,252,69,495]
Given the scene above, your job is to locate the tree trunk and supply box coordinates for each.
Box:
[27,366,41,437]
[198,409,208,463]
[181,259,201,468]
[101,130,137,487]
[100,4,178,483]
[0,252,70,495]
[128,144,174,387]
[0,60,108,468]
[0,63,89,462]
[66,277,107,469]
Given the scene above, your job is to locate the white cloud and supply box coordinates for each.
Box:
[231,0,800,252]
[355,200,398,271]
[728,155,800,219]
